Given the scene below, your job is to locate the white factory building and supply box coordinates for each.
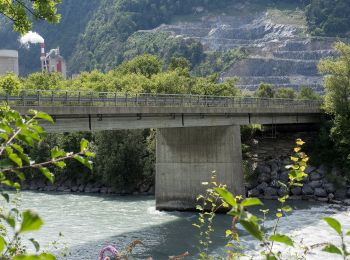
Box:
[0,50,19,76]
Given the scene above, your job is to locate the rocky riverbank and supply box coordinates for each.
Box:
[19,179,155,196]
[246,156,350,205]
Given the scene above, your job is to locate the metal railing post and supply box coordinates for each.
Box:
[65,91,68,104]
[22,91,26,106]
[125,93,128,107]
[114,93,117,106]
[37,91,40,106]
[78,92,81,105]
[51,91,54,104]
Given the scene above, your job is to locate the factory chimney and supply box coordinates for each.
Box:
[39,42,48,72]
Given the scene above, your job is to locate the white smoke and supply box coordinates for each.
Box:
[20,31,44,45]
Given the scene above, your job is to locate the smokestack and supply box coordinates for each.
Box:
[40,42,45,57]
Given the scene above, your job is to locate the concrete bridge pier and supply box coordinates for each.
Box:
[156,125,245,211]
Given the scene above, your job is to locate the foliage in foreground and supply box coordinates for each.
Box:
[0,107,94,259]
[194,139,350,259]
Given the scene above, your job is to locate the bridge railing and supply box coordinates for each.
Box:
[0,90,322,109]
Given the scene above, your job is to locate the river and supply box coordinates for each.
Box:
[17,191,350,259]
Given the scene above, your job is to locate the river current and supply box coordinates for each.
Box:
[17,191,350,259]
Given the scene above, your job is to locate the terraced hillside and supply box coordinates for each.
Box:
[145,3,348,93]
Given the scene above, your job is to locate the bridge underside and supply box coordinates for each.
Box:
[156,125,245,211]
[36,113,320,133]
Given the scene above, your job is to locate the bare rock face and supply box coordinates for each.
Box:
[145,5,349,93]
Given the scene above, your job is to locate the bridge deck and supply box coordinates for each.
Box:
[0,91,322,132]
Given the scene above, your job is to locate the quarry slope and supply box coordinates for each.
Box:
[145,3,348,93]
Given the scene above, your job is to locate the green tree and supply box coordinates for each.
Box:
[255,83,275,98]
[274,87,296,99]
[116,54,162,78]
[0,0,61,34]
[298,85,320,100]
[0,73,21,95]
[318,42,350,168]
[169,56,191,71]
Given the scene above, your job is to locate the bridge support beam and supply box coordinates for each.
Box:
[156,125,244,211]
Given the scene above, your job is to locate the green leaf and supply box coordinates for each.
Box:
[1,180,20,189]
[74,155,93,170]
[50,147,66,159]
[84,151,95,157]
[214,187,237,207]
[241,198,263,207]
[240,220,263,241]
[80,138,89,152]
[9,153,22,167]
[225,230,233,237]
[1,193,9,203]
[346,231,350,236]
[35,112,54,123]
[39,167,55,183]
[53,161,66,169]
[324,217,342,235]
[20,210,43,233]
[0,236,6,253]
[29,238,40,252]
[269,234,294,247]
[322,244,342,255]
[13,253,56,260]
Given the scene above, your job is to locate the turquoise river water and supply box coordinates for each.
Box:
[17,191,350,259]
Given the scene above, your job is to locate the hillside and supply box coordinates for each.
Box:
[0,0,349,92]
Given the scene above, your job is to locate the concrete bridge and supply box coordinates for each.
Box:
[1,90,322,210]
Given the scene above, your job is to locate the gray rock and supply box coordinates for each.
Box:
[317,165,327,176]
[323,183,336,193]
[305,166,316,174]
[256,182,268,192]
[91,187,100,193]
[291,187,302,196]
[278,187,288,196]
[78,184,85,192]
[57,186,67,192]
[335,189,347,199]
[71,186,78,192]
[302,185,314,195]
[256,165,271,175]
[347,188,350,198]
[271,170,278,180]
[309,172,321,181]
[328,193,335,201]
[343,199,350,206]
[100,187,108,194]
[314,188,327,197]
[248,188,260,197]
[258,172,271,183]
[309,180,323,189]
[279,171,289,183]
[264,187,277,197]
[317,197,329,202]
[270,162,279,173]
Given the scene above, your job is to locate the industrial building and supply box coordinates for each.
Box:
[40,43,67,79]
[0,50,19,76]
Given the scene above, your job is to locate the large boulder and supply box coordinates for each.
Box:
[256,164,271,175]
[323,183,336,193]
[258,172,271,183]
[302,184,314,195]
[317,165,327,176]
[248,188,260,197]
[335,189,347,200]
[305,166,316,174]
[279,171,289,183]
[309,180,323,189]
[264,187,278,197]
[256,182,269,193]
[291,186,302,196]
[309,172,321,181]
[278,186,288,196]
[314,188,327,197]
